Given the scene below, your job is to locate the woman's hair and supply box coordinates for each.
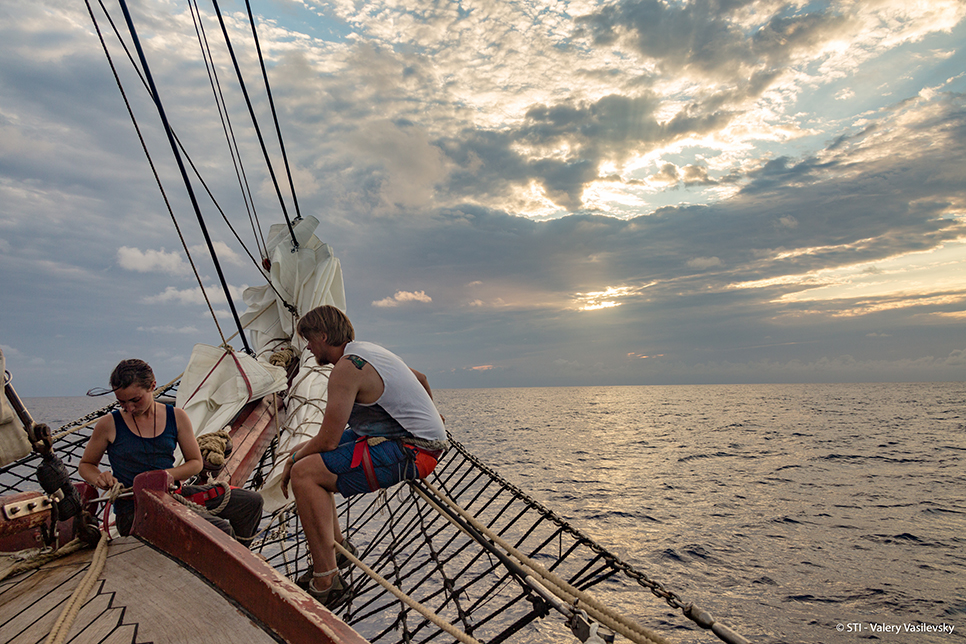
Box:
[297,305,355,346]
[109,359,155,392]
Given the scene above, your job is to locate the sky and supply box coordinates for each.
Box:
[1,0,965,397]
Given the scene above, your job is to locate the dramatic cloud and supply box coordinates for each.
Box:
[0,0,964,394]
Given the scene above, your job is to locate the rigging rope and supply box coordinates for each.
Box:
[209,0,299,250]
[244,432,729,644]
[243,0,303,223]
[187,0,268,263]
[86,0,307,354]
[413,480,670,644]
[42,530,109,644]
[115,0,254,354]
[85,0,228,347]
[43,483,122,644]
[335,542,485,644]
[94,0,278,279]
[0,539,87,583]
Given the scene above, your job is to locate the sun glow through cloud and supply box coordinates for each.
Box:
[732,240,966,313]
[575,286,643,311]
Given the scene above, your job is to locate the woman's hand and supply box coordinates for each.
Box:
[92,470,118,490]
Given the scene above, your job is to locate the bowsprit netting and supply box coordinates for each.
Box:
[250,433,689,644]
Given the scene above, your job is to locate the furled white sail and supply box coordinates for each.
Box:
[238,215,346,512]
[241,216,346,359]
[258,350,333,512]
[0,347,31,467]
[174,215,344,492]
[175,344,288,441]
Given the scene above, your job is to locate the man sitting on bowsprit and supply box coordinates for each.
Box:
[280,305,448,607]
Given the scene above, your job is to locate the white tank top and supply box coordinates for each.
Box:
[344,341,446,442]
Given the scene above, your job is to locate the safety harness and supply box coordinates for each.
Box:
[350,436,443,493]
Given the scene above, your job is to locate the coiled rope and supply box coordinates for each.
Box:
[0,539,87,583]
[43,483,123,644]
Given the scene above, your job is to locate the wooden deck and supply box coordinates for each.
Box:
[0,536,280,644]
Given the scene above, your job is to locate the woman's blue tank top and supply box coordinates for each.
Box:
[107,404,178,488]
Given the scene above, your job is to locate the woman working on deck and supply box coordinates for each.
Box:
[79,359,263,545]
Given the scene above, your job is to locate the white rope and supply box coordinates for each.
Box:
[415,480,672,644]
[334,541,484,644]
[0,539,87,582]
[43,530,110,644]
[43,483,122,644]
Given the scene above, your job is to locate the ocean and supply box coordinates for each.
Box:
[24,382,966,643]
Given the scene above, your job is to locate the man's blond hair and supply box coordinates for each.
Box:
[297,305,355,346]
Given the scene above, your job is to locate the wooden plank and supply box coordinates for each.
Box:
[0,537,279,644]
[100,624,141,644]
[0,548,93,643]
[100,538,280,644]
[56,590,120,644]
[132,470,370,644]
[224,394,279,487]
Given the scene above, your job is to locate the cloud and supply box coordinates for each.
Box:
[188,242,246,268]
[2,0,966,395]
[687,256,722,270]
[372,290,433,308]
[136,325,201,335]
[143,284,247,306]
[118,247,189,276]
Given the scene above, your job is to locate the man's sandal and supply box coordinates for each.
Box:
[305,568,349,609]
[336,538,359,568]
[297,539,358,589]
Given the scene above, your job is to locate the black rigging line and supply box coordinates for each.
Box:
[95,0,299,324]
[188,0,267,262]
[92,0,288,292]
[86,0,228,346]
[93,0,264,271]
[209,0,299,251]
[116,0,253,355]
[244,0,303,223]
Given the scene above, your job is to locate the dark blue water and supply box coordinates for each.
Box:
[28,382,966,643]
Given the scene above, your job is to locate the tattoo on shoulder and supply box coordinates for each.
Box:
[346,355,367,370]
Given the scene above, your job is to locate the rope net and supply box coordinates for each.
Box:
[250,434,682,644]
[2,386,687,644]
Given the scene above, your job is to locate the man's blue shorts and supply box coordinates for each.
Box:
[320,428,419,497]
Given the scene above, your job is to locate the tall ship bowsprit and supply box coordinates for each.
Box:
[1,2,751,643]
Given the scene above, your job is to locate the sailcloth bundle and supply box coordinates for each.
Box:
[173,345,288,466]
[236,214,347,512]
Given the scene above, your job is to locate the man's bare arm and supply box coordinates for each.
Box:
[411,368,433,400]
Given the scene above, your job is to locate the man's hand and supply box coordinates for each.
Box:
[281,456,294,499]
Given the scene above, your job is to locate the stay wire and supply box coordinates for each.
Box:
[244,0,303,223]
[187,0,268,262]
[85,0,227,347]
[209,0,299,250]
[116,0,254,355]
[90,0,288,295]
[94,0,258,267]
